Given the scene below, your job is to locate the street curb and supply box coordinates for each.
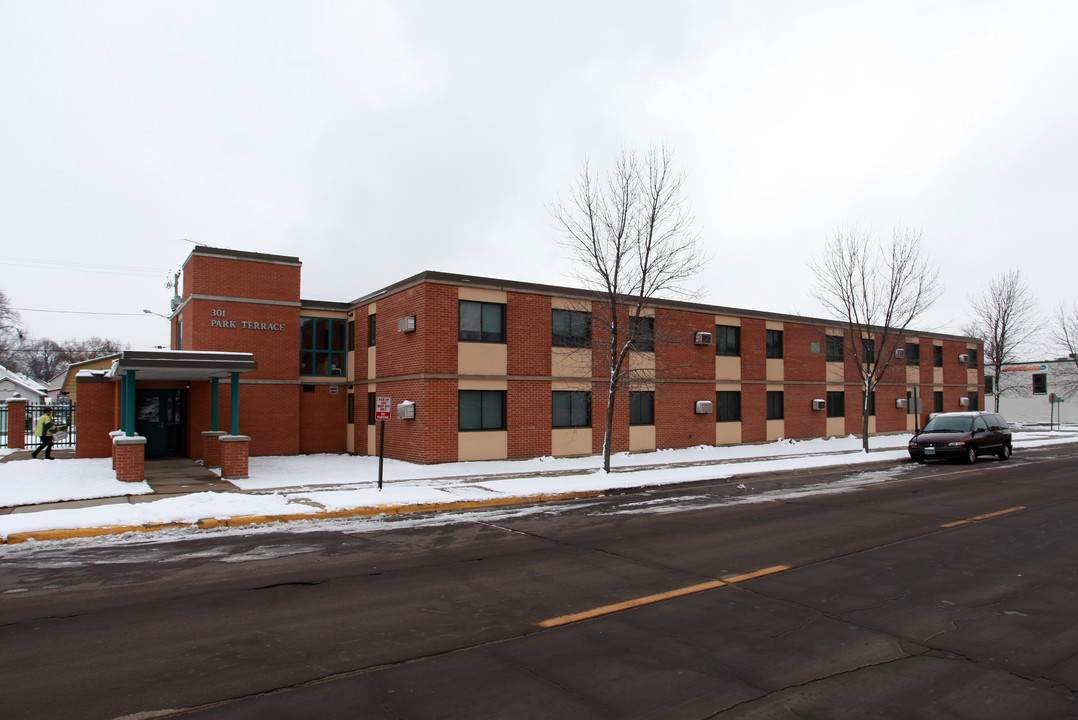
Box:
[0,490,604,545]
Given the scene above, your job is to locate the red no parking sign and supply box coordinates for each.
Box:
[375,396,392,422]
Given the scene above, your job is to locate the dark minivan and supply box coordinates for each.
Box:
[908,411,1013,464]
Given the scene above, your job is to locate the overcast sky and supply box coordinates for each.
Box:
[2,0,1076,355]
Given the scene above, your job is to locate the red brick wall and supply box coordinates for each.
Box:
[299,384,348,454]
[785,384,827,439]
[655,308,715,380]
[655,381,715,448]
[508,291,552,377]
[508,378,552,458]
[75,377,119,458]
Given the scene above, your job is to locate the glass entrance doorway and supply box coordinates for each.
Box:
[135,389,187,458]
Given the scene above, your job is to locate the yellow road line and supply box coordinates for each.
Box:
[940,506,1026,528]
[539,565,790,628]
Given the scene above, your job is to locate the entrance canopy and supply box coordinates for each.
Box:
[108,350,258,382]
[108,350,258,436]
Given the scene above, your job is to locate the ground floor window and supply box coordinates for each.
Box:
[553,391,591,428]
[715,391,740,422]
[934,391,944,413]
[629,391,654,425]
[459,390,506,431]
[766,391,783,420]
[826,391,844,418]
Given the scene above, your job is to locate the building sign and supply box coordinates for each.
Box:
[1002,364,1048,372]
[210,308,286,331]
[375,396,392,421]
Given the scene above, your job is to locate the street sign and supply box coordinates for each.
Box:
[375,396,392,421]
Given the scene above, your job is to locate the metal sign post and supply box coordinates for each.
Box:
[375,396,391,490]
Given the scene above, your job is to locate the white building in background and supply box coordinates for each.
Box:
[986,359,1077,425]
[0,365,49,403]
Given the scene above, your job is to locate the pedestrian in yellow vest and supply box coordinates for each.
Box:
[31,409,56,460]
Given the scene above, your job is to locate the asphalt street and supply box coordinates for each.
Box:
[2,446,1077,719]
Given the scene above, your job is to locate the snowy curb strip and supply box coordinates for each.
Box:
[0,490,604,544]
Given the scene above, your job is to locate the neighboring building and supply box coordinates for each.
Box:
[0,365,48,403]
[75,246,985,463]
[985,360,1076,425]
[49,353,121,404]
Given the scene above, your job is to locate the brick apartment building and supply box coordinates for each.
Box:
[76,246,985,464]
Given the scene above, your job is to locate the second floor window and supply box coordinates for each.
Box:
[967,349,979,368]
[905,342,920,366]
[933,345,943,367]
[459,301,506,343]
[715,325,740,356]
[630,316,655,352]
[765,329,783,359]
[552,309,591,348]
[368,314,376,346]
[825,335,844,362]
[300,317,346,376]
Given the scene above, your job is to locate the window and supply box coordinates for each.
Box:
[552,309,591,348]
[933,345,943,367]
[347,394,354,424]
[715,391,741,422]
[367,392,376,425]
[715,325,741,357]
[1032,373,1048,395]
[300,317,347,376]
[967,349,979,369]
[933,391,944,413]
[766,391,784,420]
[826,391,845,418]
[552,391,591,428]
[368,314,376,347]
[630,316,655,352]
[985,376,995,395]
[459,390,506,430]
[629,391,655,425]
[347,320,355,351]
[765,329,783,359]
[905,342,920,366]
[968,392,979,411]
[862,338,875,364]
[303,384,316,393]
[863,391,876,416]
[825,335,844,362]
[459,301,506,343]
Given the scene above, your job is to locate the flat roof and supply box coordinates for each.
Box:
[109,350,258,382]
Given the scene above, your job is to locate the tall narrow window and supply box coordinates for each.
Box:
[715,325,740,357]
[985,376,995,395]
[630,316,655,352]
[552,309,591,348]
[459,301,506,343]
[368,314,376,347]
[967,392,979,411]
[933,345,943,367]
[863,391,876,416]
[967,349,979,369]
[905,342,920,366]
[1032,373,1047,395]
[459,390,506,430]
[629,391,655,425]
[347,320,355,351]
[765,330,783,359]
[347,394,355,424]
[766,391,784,420]
[826,391,845,418]
[715,391,741,422]
[862,338,876,364]
[825,335,844,362]
[933,391,944,413]
[552,391,591,428]
[367,392,376,425]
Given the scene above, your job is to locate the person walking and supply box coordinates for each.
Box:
[31,408,56,460]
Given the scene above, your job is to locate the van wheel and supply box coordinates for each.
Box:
[965,446,977,464]
[998,444,1012,461]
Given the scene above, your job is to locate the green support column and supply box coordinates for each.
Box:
[125,369,136,436]
[230,371,240,436]
[210,377,219,432]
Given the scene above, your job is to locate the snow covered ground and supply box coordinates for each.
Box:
[1,428,1076,541]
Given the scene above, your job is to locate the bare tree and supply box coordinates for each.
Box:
[1052,304,1078,399]
[0,288,26,371]
[551,146,707,472]
[811,224,942,452]
[962,269,1042,411]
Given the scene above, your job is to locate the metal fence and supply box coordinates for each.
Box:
[0,402,77,449]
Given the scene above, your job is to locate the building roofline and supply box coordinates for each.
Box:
[182,245,302,269]
[341,270,980,343]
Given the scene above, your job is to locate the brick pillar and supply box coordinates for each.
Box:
[113,435,147,483]
[220,434,250,480]
[109,430,124,469]
[6,397,27,450]
[201,430,226,468]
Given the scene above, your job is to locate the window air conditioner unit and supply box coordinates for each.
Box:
[695,400,713,414]
[959,397,970,407]
[895,398,908,408]
[811,399,826,411]
[958,353,969,363]
[397,400,415,419]
[398,316,416,333]
[694,331,712,345]
[895,348,905,359]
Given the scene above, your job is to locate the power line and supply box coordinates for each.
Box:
[0,255,169,278]
[11,307,154,317]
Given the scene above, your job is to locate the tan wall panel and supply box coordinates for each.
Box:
[630,351,655,373]
[933,367,943,385]
[766,358,784,382]
[766,419,784,441]
[458,378,508,391]
[826,362,844,383]
[459,287,507,303]
[906,366,919,384]
[552,347,592,378]
[826,417,845,437]
[766,320,784,331]
[367,425,376,456]
[715,423,742,445]
[367,346,376,380]
[629,425,656,452]
[714,314,742,326]
[458,431,508,461]
[716,356,741,380]
[552,428,592,456]
[552,297,591,311]
[458,343,508,376]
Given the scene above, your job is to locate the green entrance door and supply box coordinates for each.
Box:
[135,389,187,458]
